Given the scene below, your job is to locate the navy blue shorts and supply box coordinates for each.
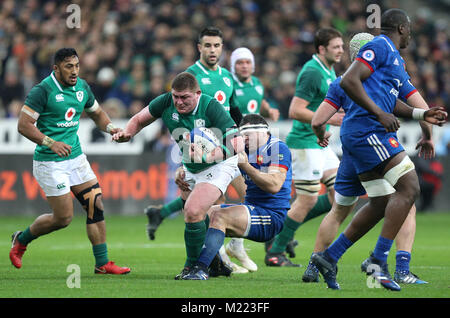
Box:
[334,146,366,197]
[341,130,404,175]
[220,204,286,242]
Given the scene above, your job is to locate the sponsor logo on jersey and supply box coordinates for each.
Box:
[214,90,226,104]
[223,77,231,87]
[255,86,263,95]
[235,89,244,96]
[56,183,66,190]
[55,94,64,102]
[65,107,76,121]
[393,78,402,88]
[362,49,375,62]
[393,58,399,66]
[389,137,399,148]
[201,78,212,85]
[256,155,263,165]
[57,121,79,128]
[390,88,399,98]
[195,119,205,127]
[76,91,84,102]
[172,113,179,121]
[247,100,258,113]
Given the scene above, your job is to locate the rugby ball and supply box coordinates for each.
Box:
[190,127,220,154]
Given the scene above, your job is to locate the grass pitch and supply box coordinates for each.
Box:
[0,211,449,299]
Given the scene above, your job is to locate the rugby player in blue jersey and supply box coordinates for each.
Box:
[307,33,446,289]
[309,10,448,291]
[180,114,293,280]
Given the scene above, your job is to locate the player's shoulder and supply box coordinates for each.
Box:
[200,93,215,104]
[328,76,343,92]
[28,80,50,97]
[361,35,395,53]
[185,63,198,75]
[266,136,290,153]
[220,66,232,76]
[251,75,263,85]
[76,77,91,90]
[299,62,323,80]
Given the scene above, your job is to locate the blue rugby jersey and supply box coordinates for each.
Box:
[240,136,292,211]
[328,35,417,135]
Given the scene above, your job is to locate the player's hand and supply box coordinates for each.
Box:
[51,141,72,158]
[376,111,400,132]
[416,137,435,159]
[424,107,448,126]
[237,151,249,166]
[112,130,132,143]
[328,111,344,126]
[108,127,123,136]
[317,131,332,148]
[189,143,204,163]
[269,108,280,121]
[175,167,190,192]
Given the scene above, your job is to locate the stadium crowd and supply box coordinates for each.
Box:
[0,0,448,122]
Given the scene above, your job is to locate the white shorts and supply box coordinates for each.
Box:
[183,155,239,195]
[291,147,340,181]
[33,154,97,197]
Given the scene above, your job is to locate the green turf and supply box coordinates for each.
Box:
[0,212,449,298]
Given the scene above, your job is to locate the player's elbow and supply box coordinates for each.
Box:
[17,120,30,137]
[311,116,323,131]
[288,105,297,119]
[266,183,282,195]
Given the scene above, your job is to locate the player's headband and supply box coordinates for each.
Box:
[239,124,269,134]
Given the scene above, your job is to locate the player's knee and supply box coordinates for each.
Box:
[53,214,72,229]
[183,205,205,223]
[209,209,226,228]
[75,183,105,224]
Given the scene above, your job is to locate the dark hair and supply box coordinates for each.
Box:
[171,72,200,92]
[314,28,342,52]
[54,48,78,64]
[198,26,223,43]
[381,9,410,33]
[240,114,268,127]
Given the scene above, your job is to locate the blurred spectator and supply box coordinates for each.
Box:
[412,155,444,211]
[0,0,447,123]
[436,125,450,157]
[6,99,22,118]
[0,72,24,112]
[91,67,116,103]
[91,98,127,142]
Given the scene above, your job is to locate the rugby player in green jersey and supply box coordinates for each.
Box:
[113,72,245,279]
[143,27,256,274]
[10,48,131,274]
[230,47,279,121]
[265,28,345,267]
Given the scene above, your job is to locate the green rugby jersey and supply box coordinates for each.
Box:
[148,92,237,173]
[24,72,96,161]
[286,54,337,149]
[232,74,265,115]
[186,60,238,112]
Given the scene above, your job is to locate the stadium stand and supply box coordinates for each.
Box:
[0,0,448,120]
